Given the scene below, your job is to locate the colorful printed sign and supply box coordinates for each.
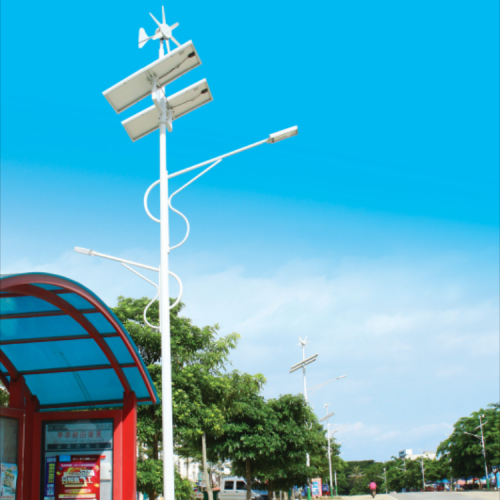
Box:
[311,478,322,498]
[55,455,101,499]
[44,457,57,500]
[0,463,18,500]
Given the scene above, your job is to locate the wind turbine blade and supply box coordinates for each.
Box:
[139,27,153,48]
[166,39,170,53]
[150,13,162,28]
[162,6,166,23]
[170,22,179,30]
[170,36,181,47]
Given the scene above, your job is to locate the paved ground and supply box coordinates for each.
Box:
[342,493,499,500]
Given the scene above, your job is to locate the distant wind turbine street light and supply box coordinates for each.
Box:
[463,414,490,489]
[75,8,298,500]
[290,337,317,466]
[319,404,336,498]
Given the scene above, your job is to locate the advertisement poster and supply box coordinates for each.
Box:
[55,455,101,499]
[44,457,57,500]
[311,478,322,498]
[0,463,18,500]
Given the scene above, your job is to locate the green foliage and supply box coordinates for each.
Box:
[175,468,195,500]
[437,402,500,479]
[0,383,9,407]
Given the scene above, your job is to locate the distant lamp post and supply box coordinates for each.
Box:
[290,337,346,467]
[377,468,388,495]
[319,405,336,498]
[419,450,426,491]
[463,414,490,490]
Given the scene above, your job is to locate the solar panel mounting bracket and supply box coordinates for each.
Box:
[151,77,173,132]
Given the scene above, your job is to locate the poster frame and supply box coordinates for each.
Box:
[0,406,25,500]
[32,409,123,500]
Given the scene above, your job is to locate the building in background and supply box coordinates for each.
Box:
[175,456,232,484]
[399,449,436,460]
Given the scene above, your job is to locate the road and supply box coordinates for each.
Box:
[348,492,499,500]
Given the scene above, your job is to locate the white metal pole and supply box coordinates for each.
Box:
[479,415,489,489]
[334,470,338,496]
[327,423,333,497]
[157,36,175,500]
[302,343,310,467]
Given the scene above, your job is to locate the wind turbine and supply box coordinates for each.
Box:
[139,6,180,53]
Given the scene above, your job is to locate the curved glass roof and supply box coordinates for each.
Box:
[0,273,158,411]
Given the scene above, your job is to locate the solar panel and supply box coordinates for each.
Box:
[121,79,213,141]
[103,41,201,114]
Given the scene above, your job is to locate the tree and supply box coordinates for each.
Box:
[113,296,239,500]
[0,382,9,407]
[347,465,366,494]
[206,372,269,500]
[220,393,328,500]
[437,403,500,482]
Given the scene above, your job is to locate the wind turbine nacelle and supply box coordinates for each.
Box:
[139,28,149,48]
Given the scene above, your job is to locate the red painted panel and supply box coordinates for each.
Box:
[122,391,138,499]
[9,375,27,409]
[23,396,39,500]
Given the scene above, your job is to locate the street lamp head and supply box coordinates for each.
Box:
[267,126,298,144]
[74,246,94,256]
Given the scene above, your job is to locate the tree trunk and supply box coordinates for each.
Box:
[246,459,252,500]
[268,482,275,500]
[202,433,213,500]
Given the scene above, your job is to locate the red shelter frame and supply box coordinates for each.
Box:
[0,273,152,500]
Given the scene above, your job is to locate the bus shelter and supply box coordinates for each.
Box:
[0,273,159,500]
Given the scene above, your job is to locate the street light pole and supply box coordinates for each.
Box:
[478,415,489,489]
[420,456,426,491]
[323,404,334,498]
[463,415,490,490]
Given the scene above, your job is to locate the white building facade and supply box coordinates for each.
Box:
[399,449,436,460]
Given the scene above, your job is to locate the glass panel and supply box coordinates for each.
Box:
[0,315,88,341]
[60,293,94,310]
[225,481,234,490]
[25,369,123,406]
[236,481,246,490]
[2,339,109,372]
[0,295,59,314]
[105,338,133,364]
[84,313,114,334]
[0,416,19,499]
[123,367,149,399]
[42,419,113,500]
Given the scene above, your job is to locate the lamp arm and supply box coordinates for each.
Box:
[168,139,267,179]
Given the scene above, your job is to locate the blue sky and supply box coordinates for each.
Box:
[1,0,499,462]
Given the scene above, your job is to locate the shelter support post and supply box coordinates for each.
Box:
[24,395,39,500]
[123,391,138,499]
[8,375,27,409]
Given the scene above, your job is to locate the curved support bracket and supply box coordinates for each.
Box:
[121,263,160,331]
[144,180,161,223]
[168,270,183,310]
